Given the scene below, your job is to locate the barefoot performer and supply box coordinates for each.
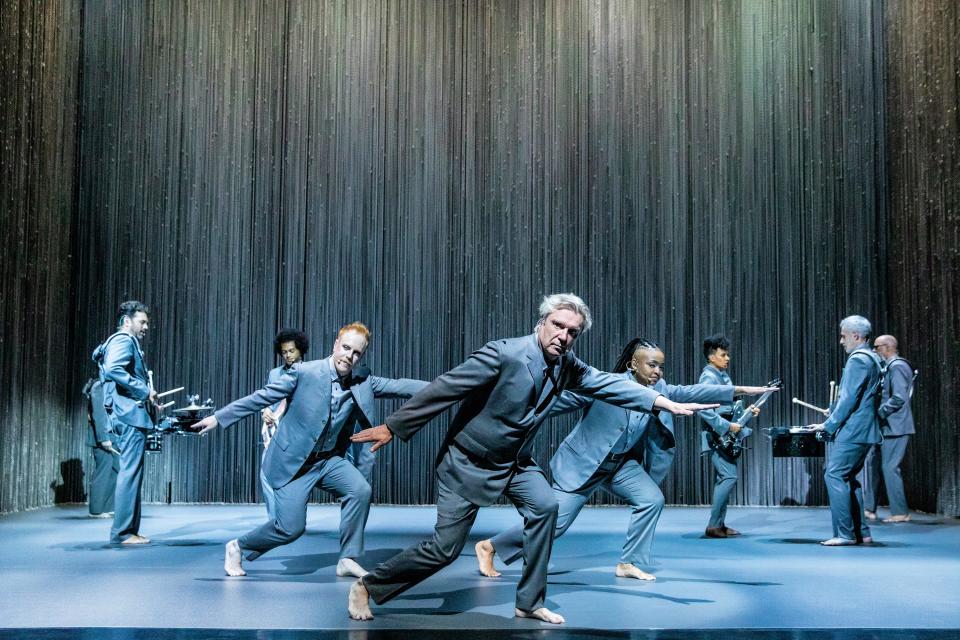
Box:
[477,337,776,582]
[347,295,719,624]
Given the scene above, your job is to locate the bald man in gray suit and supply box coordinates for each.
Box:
[863,334,916,523]
[347,294,718,624]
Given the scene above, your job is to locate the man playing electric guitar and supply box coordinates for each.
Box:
[697,334,775,538]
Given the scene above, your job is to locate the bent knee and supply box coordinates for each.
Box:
[275,520,306,542]
[530,497,560,520]
[351,481,372,503]
[424,537,467,566]
[649,492,666,510]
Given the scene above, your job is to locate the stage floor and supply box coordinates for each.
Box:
[0,503,957,635]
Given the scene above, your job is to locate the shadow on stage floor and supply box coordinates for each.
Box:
[0,629,955,640]
[0,504,957,638]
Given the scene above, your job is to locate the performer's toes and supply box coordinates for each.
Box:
[224,539,247,576]
[516,607,565,624]
[860,536,874,545]
[615,563,656,581]
[122,534,150,545]
[475,540,501,577]
[864,510,878,521]
[819,537,857,546]
[883,514,910,523]
[704,527,727,538]
[348,580,374,620]
[336,558,368,578]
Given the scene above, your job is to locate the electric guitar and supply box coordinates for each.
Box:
[710,378,782,458]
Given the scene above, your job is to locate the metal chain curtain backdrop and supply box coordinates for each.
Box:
[1,1,956,516]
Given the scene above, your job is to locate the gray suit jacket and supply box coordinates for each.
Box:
[92,332,152,428]
[385,334,664,506]
[216,358,427,489]
[878,357,915,436]
[697,365,736,453]
[548,374,733,492]
[822,345,883,444]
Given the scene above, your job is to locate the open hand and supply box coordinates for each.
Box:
[351,424,394,452]
[659,399,720,416]
[195,415,219,436]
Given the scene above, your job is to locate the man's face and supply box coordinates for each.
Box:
[873,337,896,361]
[707,348,730,370]
[279,341,302,367]
[123,312,150,340]
[331,330,368,376]
[839,329,863,354]
[536,308,584,361]
[630,348,665,386]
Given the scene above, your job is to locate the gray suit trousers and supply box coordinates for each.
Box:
[110,420,148,543]
[89,446,118,516]
[824,442,872,540]
[708,451,738,528]
[491,457,664,568]
[862,436,910,516]
[363,470,559,612]
[239,455,371,561]
[259,450,277,521]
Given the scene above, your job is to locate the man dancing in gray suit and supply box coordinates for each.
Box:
[863,334,916,523]
[812,315,884,546]
[195,322,427,578]
[347,294,718,624]
[476,337,776,581]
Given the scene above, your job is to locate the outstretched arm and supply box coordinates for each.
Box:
[352,341,501,451]
[195,370,300,436]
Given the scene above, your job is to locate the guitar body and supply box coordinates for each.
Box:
[708,378,783,460]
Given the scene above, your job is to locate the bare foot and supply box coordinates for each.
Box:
[348,579,373,620]
[515,607,565,624]
[883,514,910,523]
[121,534,150,545]
[864,510,878,521]
[475,539,501,577]
[336,558,368,578]
[819,537,857,546]
[615,563,656,581]
[224,539,246,576]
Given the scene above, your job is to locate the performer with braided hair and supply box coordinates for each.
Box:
[475,337,776,581]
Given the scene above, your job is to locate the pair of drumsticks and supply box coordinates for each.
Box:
[792,380,837,417]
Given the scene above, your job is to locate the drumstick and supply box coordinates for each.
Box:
[828,380,835,406]
[156,386,185,399]
[792,397,829,416]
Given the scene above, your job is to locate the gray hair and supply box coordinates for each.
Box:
[537,293,593,332]
[840,315,871,338]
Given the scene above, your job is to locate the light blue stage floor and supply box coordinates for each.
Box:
[0,504,957,631]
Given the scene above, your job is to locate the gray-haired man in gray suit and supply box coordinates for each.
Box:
[195,322,427,579]
[863,334,915,523]
[347,294,718,624]
[812,315,884,546]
